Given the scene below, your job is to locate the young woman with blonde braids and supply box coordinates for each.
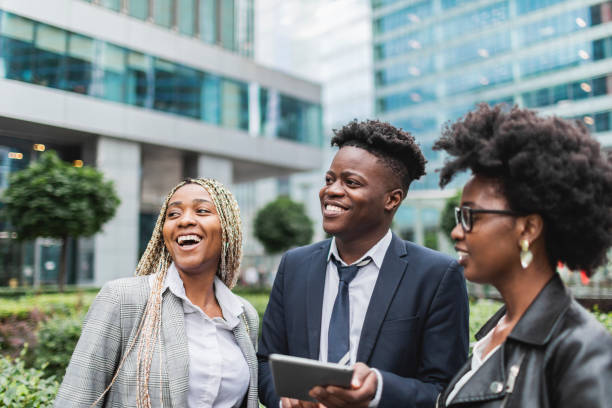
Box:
[55,178,259,408]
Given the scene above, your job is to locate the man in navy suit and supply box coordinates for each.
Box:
[258,120,469,408]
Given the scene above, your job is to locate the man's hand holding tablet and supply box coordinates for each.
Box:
[270,354,377,408]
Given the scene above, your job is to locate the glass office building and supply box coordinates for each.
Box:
[0,0,322,287]
[372,0,612,246]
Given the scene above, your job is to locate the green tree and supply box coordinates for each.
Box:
[254,196,313,254]
[440,189,462,238]
[2,151,120,291]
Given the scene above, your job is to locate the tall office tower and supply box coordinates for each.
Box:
[372,0,612,249]
[0,0,323,286]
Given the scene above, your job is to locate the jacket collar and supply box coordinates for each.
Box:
[476,273,571,346]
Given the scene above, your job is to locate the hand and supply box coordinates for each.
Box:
[308,362,377,408]
[280,397,322,408]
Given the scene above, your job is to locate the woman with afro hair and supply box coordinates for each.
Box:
[433,104,612,407]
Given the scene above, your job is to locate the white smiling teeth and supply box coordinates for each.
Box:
[457,251,468,262]
[177,235,202,244]
[326,205,344,213]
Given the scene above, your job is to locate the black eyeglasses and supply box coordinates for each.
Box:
[454,206,522,232]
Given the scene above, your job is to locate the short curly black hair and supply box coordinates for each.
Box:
[331,119,426,193]
[434,103,612,274]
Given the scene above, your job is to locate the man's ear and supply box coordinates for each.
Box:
[385,188,404,212]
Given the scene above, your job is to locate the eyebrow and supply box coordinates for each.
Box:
[340,170,366,179]
[167,198,213,207]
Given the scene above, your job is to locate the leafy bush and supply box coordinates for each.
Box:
[254,196,313,254]
[592,305,612,333]
[32,314,84,380]
[0,352,59,407]
[468,299,503,341]
[468,299,612,342]
[440,190,462,238]
[0,292,95,320]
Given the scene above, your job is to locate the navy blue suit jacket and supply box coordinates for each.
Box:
[258,233,469,407]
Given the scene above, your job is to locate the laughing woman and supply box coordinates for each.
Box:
[433,104,612,407]
[55,178,258,408]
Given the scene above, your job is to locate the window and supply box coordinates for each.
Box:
[126,51,150,107]
[154,0,174,28]
[178,0,196,36]
[128,0,149,20]
[202,74,221,123]
[97,43,126,102]
[100,0,121,11]
[199,0,216,44]
[65,33,94,95]
[33,24,66,89]
[220,0,235,51]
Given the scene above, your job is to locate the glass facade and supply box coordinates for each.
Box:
[372,0,612,238]
[260,89,324,146]
[0,11,322,145]
[0,136,92,286]
[79,0,254,57]
[373,0,612,195]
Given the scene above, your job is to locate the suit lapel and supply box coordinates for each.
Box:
[161,291,190,408]
[233,314,258,408]
[356,234,409,363]
[306,241,331,359]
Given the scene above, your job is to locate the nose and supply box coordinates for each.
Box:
[178,209,196,227]
[325,179,345,197]
[450,222,464,242]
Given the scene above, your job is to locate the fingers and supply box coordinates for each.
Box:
[309,367,378,408]
[281,397,301,408]
[281,397,321,408]
[351,362,372,389]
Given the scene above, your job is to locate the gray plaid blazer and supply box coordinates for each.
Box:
[54,275,259,408]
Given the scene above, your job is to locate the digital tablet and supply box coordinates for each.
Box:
[269,353,354,402]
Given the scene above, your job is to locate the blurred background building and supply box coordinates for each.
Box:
[249,0,373,250]
[0,0,323,286]
[257,0,612,257]
[1,0,610,288]
[372,0,612,249]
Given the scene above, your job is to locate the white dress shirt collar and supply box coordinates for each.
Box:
[159,263,244,328]
[327,229,392,269]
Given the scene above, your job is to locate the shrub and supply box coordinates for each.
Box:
[32,313,84,380]
[440,190,462,238]
[0,292,96,320]
[0,352,59,407]
[254,196,313,254]
[592,305,612,333]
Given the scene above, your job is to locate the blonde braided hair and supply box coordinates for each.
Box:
[90,178,243,408]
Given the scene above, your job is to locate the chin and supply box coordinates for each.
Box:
[322,219,347,236]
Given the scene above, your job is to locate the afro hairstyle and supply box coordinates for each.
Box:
[433,103,612,274]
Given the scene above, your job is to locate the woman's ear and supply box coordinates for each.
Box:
[517,213,544,244]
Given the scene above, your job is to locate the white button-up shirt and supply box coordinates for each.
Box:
[157,264,250,408]
[319,229,393,407]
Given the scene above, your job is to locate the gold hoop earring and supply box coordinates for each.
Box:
[520,239,533,269]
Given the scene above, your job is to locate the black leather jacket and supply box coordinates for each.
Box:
[437,274,612,408]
